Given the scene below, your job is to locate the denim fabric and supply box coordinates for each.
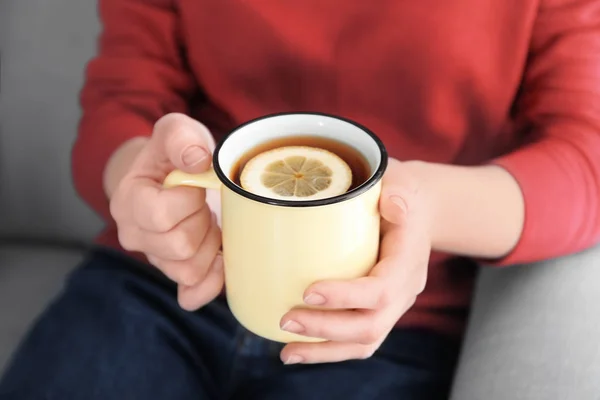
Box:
[0,248,460,400]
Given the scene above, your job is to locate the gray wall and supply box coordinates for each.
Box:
[0,0,104,243]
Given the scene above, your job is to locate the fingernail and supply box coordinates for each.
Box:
[284,354,304,365]
[182,145,208,167]
[281,320,305,334]
[304,293,326,305]
[390,195,408,215]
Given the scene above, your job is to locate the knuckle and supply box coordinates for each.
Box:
[109,194,126,223]
[169,231,197,260]
[109,202,121,224]
[155,113,214,152]
[156,114,196,151]
[117,227,138,251]
[177,268,199,287]
[376,288,394,309]
[176,287,195,310]
[146,255,161,268]
[154,113,187,135]
[148,204,174,232]
[358,325,382,345]
[177,294,194,311]
[152,258,197,286]
[357,346,377,360]
[310,325,329,340]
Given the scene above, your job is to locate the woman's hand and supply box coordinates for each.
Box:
[108,113,224,311]
[279,159,433,364]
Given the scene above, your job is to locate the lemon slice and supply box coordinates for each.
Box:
[240,146,353,200]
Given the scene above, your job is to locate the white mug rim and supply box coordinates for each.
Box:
[212,112,388,207]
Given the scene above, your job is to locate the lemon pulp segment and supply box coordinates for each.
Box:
[239,146,353,201]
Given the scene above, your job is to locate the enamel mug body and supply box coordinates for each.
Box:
[164,113,388,343]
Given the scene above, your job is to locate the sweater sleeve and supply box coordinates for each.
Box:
[491,0,600,265]
[72,0,197,222]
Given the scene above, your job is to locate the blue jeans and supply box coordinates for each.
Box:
[0,248,460,400]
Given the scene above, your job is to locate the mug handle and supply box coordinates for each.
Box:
[163,167,222,190]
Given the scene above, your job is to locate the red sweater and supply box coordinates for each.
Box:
[73,0,600,336]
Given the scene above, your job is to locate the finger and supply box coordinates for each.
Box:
[375,222,405,270]
[147,215,222,286]
[302,276,385,310]
[281,340,379,365]
[120,206,212,261]
[379,194,408,226]
[129,178,206,232]
[378,159,417,226]
[280,308,390,345]
[302,225,405,310]
[178,254,224,311]
[379,219,429,294]
[152,113,216,174]
[205,188,222,228]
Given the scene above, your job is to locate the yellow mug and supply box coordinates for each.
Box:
[164,112,388,343]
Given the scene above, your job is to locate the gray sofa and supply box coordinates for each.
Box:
[2,1,600,399]
[0,0,103,371]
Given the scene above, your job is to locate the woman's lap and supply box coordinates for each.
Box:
[0,248,459,400]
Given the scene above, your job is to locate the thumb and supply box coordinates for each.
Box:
[379,176,410,226]
[378,159,420,226]
[151,113,216,174]
[379,191,408,226]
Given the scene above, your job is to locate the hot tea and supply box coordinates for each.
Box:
[231,135,371,199]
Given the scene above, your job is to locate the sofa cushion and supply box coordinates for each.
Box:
[0,0,103,243]
[450,244,600,400]
[0,244,84,373]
